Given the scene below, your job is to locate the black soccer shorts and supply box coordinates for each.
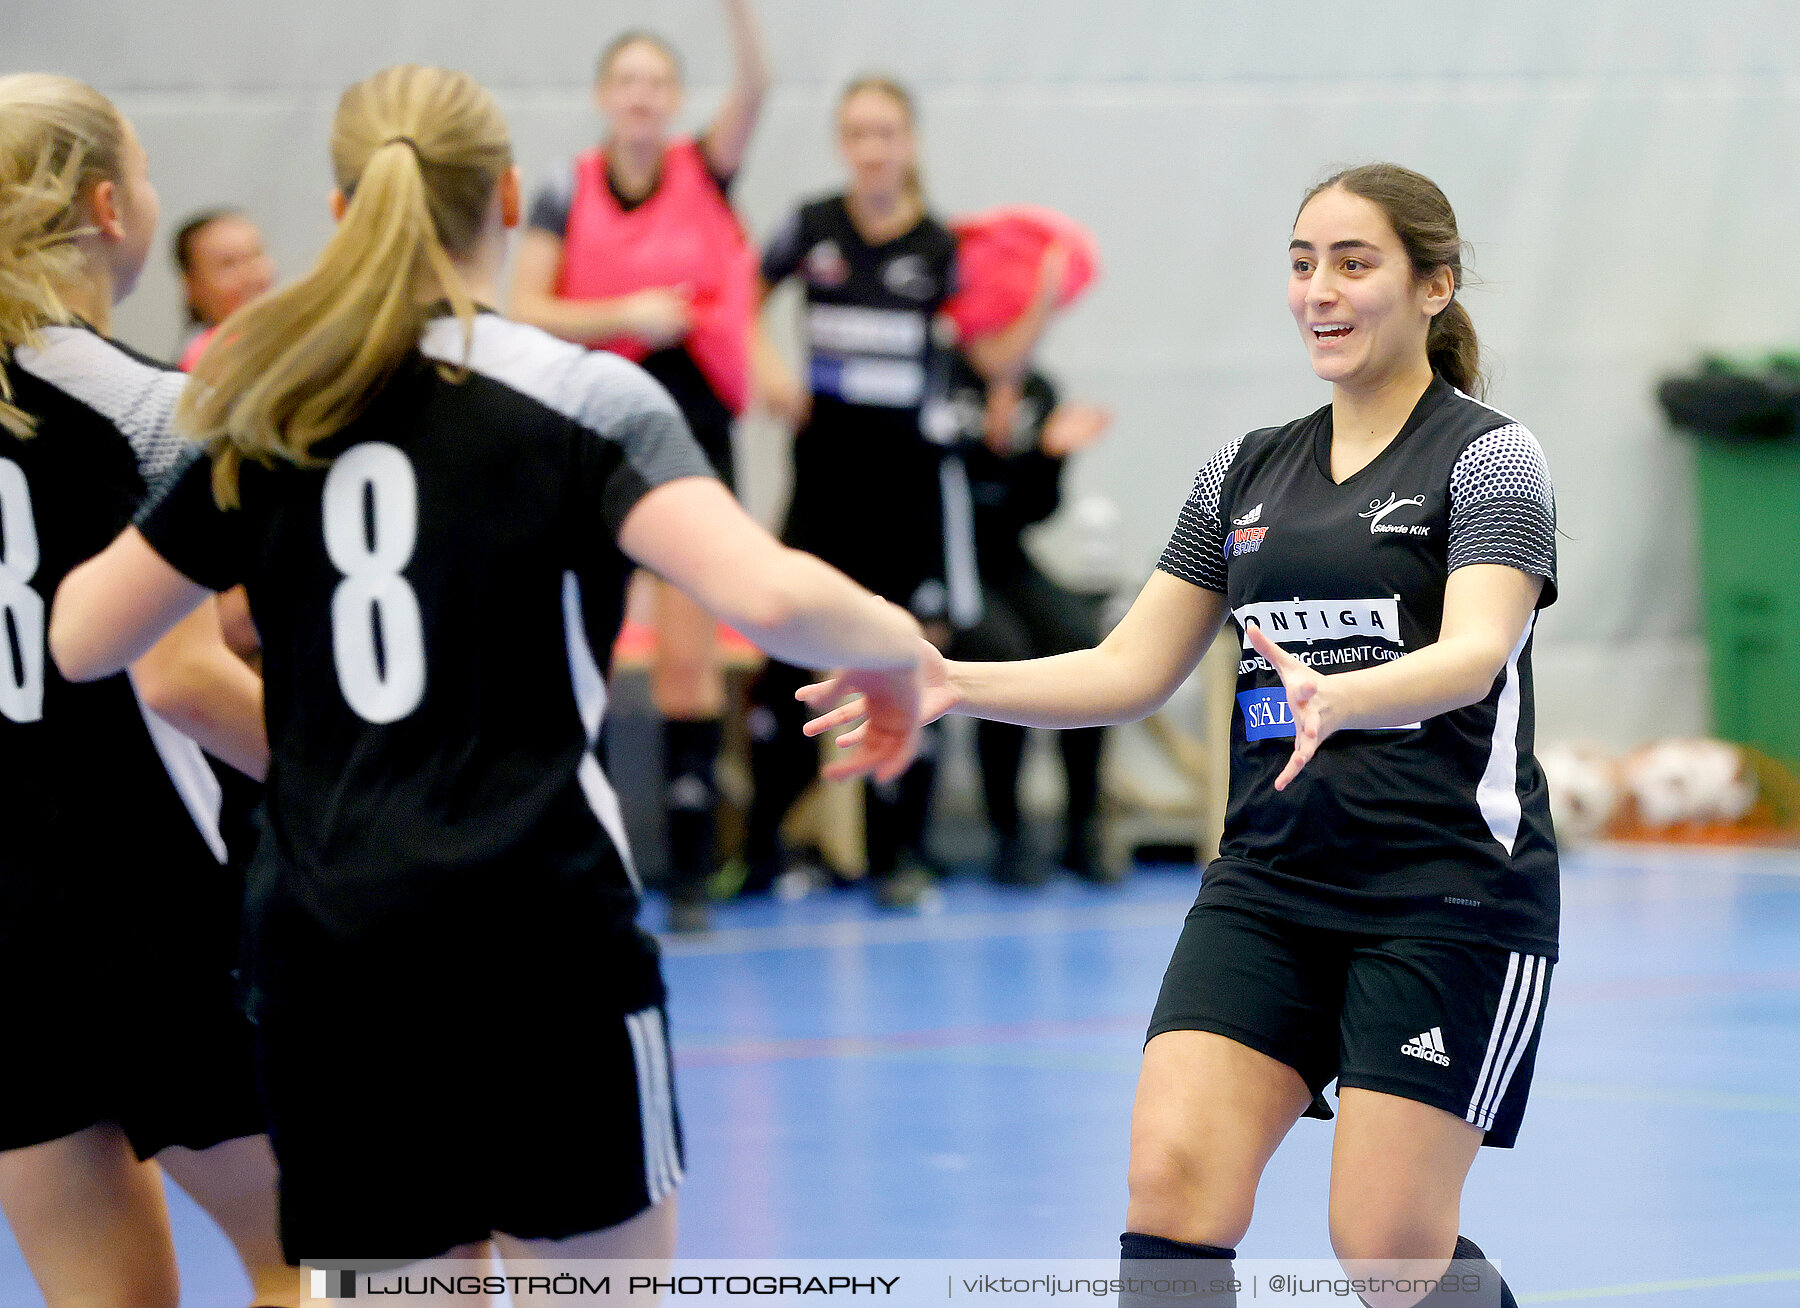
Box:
[1148,898,1552,1148]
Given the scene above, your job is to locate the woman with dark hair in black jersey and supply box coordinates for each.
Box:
[806,163,1555,1308]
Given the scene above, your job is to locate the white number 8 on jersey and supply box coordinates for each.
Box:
[0,458,44,724]
[322,443,426,724]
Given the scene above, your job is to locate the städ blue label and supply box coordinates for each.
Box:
[1237,686,1296,741]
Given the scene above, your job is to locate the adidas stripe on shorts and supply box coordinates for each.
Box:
[250,879,684,1265]
[1148,899,1552,1148]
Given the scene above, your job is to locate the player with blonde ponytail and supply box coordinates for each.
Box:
[54,63,926,1270]
[184,66,510,507]
[0,72,294,1308]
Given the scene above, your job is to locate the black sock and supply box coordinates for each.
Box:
[743,662,814,881]
[663,717,721,902]
[977,719,1026,838]
[1439,1236,1515,1308]
[1366,1238,1513,1308]
[894,721,941,860]
[865,777,901,879]
[1119,1232,1238,1307]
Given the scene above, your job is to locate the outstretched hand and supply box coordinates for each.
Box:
[798,638,955,781]
[1246,624,1339,791]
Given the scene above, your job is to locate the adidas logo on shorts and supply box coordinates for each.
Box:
[1401,1026,1451,1067]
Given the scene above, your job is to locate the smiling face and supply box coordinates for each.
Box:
[595,38,682,150]
[184,214,275,326]
[1287,184,1451,392]
[837,87,916,205]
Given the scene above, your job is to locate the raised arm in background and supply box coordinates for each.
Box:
[696,0,770,179]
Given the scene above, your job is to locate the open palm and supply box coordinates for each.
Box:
[798,637,954,778]
[1246,623,1333,791]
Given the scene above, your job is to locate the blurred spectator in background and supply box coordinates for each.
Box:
[172,207,274,370]
[946,354,1116,884]
[741,73,969,911]
[510,0,769,934]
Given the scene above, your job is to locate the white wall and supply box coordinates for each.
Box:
[17,0,1800,747]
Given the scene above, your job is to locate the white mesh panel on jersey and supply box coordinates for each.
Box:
[1156,434,1243,592]
[1447,424,1557,581]
[15,327,189,481]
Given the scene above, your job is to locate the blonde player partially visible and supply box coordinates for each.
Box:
[0,73,292,1308]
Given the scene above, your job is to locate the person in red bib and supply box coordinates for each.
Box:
[511,2,769,934]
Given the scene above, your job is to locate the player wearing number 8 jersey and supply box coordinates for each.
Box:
[801,165,1552,1307]
[51,65,925,1270]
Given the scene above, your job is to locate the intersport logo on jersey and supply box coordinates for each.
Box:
[1231,598,1404,647]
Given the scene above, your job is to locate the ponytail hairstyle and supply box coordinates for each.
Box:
[1300,163,1481,397]
[179,64,512,507]
[0,73,127,438]
[838,73,924,203]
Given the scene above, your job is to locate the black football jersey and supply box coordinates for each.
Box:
[0,325,227,897]
[1159,375,1561,954]
[760,195,957,411]
[136,313,715,951]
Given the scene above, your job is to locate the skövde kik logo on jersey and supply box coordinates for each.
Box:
[881,253,938,300]
[1359,491,1430,536]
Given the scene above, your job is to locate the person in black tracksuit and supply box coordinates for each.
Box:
[51,64,923,1271]
[804,164,1550,1308]
[742,75,962,908]
[942,353,1113,884]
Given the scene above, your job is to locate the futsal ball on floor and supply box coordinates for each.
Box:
[1621,738,1758,828]
[1539,742,1623,841]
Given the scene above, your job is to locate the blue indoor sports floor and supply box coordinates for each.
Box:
[3,846,1796,1304]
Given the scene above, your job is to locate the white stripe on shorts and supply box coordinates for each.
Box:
[625,1008,682,1204]
[1465,953,1548,1132]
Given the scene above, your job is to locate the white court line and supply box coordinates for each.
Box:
[1576,843,1800,877]
[660,899,1190,957]
[1519,1266,1800,1303]
[660,848,1800,957]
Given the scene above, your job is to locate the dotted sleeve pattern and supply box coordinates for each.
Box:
[1156,435,1243,593]
[16,326,189,482]
[1447,423,1557,592]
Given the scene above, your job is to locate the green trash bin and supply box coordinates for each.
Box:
[1691,437,1800,769]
